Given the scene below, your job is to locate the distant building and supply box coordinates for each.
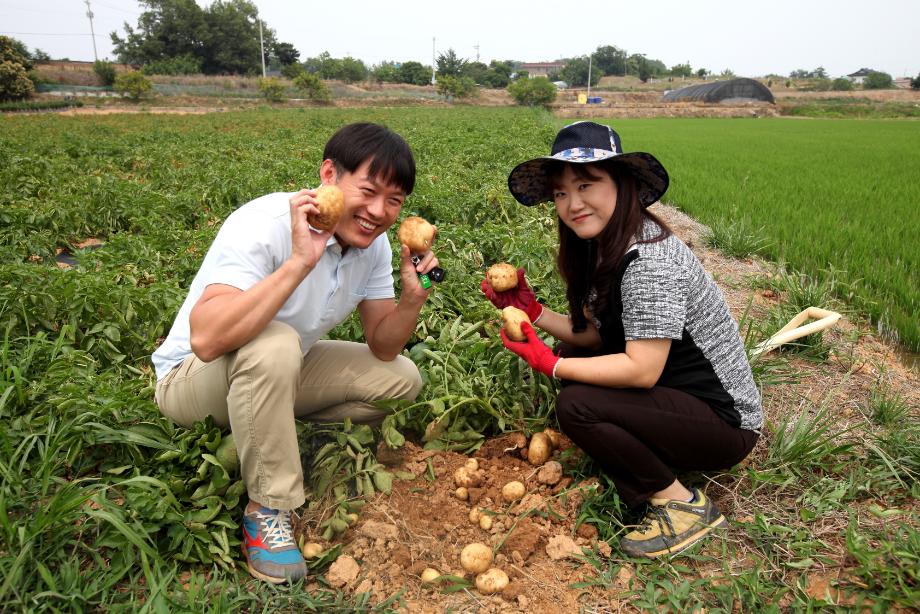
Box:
[520,61,566,78]
[846,68,874,85]
[893,77,912,89]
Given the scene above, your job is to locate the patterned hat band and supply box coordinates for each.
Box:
[507,121,670,208]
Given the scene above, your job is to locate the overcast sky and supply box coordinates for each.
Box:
[3,0,918,78]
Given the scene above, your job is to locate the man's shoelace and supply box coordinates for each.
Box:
[255,510,295,548]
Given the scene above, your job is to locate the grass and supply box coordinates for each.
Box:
[0,107,917,610]
[557,117,920,352]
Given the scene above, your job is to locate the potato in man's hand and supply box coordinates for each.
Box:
[308,185,344,231]
[397,216,435,253]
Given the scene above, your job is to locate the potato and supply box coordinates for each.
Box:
[420,568,440,584]
[308,184,344,231]
[464,458,479,472]
[454,466,481,488]
[527,432,553,466]
[502,306,531,342]
[469,507,481,524]
[455,487,469,501]
[486,263,517,292]
[475,568,509,594]
[479,514,493,530]
[397,216,435,253]
[542,428,562,450]
[301,542,324,559]
[501,480,526,503]
[345,513,359,526]
[460,543,493,574]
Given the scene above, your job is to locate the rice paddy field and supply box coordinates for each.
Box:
[0,107,917,611]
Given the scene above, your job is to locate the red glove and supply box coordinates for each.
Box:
[481,268,544,323]
[500,322,562,378]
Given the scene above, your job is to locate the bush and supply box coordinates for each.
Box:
[114,71,152,101]
[435,75,476,100]
[258,77,286,102]
[141,54,202,76]
[0,60,35,101]
[507,77,556,107]
[911,73,920,90]
[863,71,893,90]
[93,60,117,86]
[293,72,331,103]
[281,63,304,80]
[832,78,854,91]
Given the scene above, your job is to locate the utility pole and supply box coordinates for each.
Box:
[259,19,266,77]
[84,0,98,62]
[474,44,479,63]
[587,53,592,98]
[431,37,436,85]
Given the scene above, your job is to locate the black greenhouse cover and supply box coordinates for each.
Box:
[662,78,775,103]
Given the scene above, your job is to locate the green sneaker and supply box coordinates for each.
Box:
[620,488,727,558]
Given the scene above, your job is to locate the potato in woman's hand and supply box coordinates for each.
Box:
[486,263,517,292]
[397,216,435,253]
[502,306,530,342]
[308,185,344,231]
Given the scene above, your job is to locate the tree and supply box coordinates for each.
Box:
[114,71,152,100]
[507,76,556,107]
[696,67,709,79]
[559,56,600,87]
[831,77,854,91]
[863,71,893,89]
[93,60,117,86]
[0,36,34,101]
[398,61,430,85]
[813,66,827,79]
[272,42,299,66]
[670,63,692,78]
[911,73,920,90]
[436,48,466,77]
[594,45,627,76]
[371,61,400,83]
[338,56,367,83]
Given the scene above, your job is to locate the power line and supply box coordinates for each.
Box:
[0,31,97,36]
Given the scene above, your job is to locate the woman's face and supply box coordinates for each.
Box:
[552,164,618,240]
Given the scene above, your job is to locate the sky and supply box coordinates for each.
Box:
[3,0,919,78]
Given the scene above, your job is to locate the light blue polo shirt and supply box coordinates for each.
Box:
[151,192,395,381]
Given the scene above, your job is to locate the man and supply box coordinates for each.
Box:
[151,123,438,584]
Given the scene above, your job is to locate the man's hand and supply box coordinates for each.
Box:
[399,243,439,304]
[288,189,333,271]
[481,267,544,323]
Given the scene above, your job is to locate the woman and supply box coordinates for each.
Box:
[482,121,762,558]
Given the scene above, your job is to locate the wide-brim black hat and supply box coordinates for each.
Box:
[507,121,669,207]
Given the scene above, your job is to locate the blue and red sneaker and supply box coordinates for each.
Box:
[241,506,307,584]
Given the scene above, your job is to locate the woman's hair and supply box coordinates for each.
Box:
[323,122,416,194]
[550,160,671,332]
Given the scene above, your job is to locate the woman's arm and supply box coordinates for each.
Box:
[533,307,602,349]
[553,338,671,388]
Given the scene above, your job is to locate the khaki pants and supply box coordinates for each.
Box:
[154,321,422,510]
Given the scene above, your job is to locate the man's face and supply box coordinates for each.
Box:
[330,159,406,250]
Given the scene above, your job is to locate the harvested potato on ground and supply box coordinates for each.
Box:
[542,428,562,449]
[469,507,481,523]
[455,487,469,501]
[527,432,553,466]
[537,460,563,485]
[486,263,517,292]
[397,216,435,253]
[420,568,440,584]
[454,466,481,488]
[301,542,323,558]
[501,480,526,503]
[460,543,493,574]
[475,568,509,594]
[479,514,493,530]
[502,306,531,342]
[308,185,344,231]
[464,458,479,472]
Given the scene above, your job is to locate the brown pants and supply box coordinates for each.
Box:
[155,321,423,510]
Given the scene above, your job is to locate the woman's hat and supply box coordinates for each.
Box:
[507,121,669,208]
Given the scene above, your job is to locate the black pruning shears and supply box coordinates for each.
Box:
[410,255,446,290]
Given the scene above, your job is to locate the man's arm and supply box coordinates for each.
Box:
[189,189,331,362]
[358,244,437,361]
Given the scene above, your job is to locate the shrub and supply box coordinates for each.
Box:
[258,77,286,102]
[911,73,920,90]
[832,78,854,91]
[435,75,477,100]
[863,71,893,90]
[0,60,35,101]
[114,71,152,101]
[281,63,305,80]
[93,60,117,86]
[507,76,556,107]
[293,72,331,103]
